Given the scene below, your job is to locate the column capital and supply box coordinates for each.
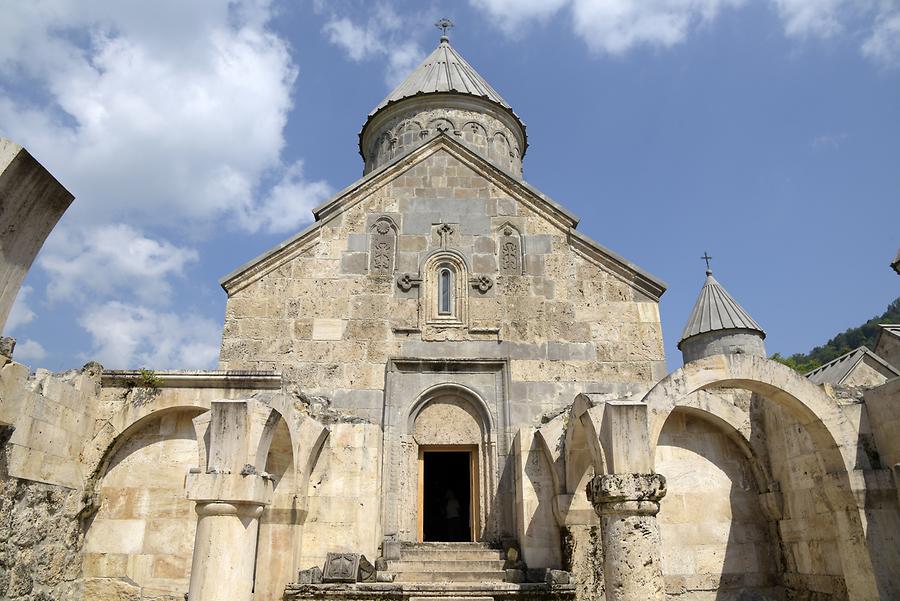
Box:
[186,472,274,506]
[587,473,666,516]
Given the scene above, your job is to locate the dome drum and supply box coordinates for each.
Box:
[360,95,525,177]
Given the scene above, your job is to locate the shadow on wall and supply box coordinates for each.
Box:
[82,408,204,598]
[655,407,778,600]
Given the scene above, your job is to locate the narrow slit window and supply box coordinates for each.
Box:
[438,265,453,315]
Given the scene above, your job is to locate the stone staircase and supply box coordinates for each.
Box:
[386,543,507,583]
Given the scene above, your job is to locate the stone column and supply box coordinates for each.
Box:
[186,472,273,601]
[186,400,278,601]
[587,473,667,601]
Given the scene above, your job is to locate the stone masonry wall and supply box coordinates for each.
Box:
[656,410,777,600]
[363,105,524,178]
[763,401,847,600]
[219,147,666,430]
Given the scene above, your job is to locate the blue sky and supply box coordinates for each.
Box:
[0,0,898,372]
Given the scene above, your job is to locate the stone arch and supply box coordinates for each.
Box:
[85,397,212,484]
[655,406,778,595]
[641,353,885,600]
[408,382,495,435]
[490,132,512,170]
[82,406,206,596]
[641,354,865,474]
[406,383,498,542]
[427,116,456,135]
[395,119,424,148]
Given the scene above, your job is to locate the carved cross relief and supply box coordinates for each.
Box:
[369,217,397,276]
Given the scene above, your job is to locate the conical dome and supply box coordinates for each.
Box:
[359,35,527,178]
[371,36,513,113]
[678,270,766,363]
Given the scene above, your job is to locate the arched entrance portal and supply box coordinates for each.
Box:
[407,385,495,543]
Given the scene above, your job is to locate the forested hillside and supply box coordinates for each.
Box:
[772,297,900,373]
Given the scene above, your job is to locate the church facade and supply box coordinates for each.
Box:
[0,35,898,601]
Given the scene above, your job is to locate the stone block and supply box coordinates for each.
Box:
[346,233,368,252]
[340,252,368,275]
[312,319,345,341]
[546,569,571,585]
[402,212,440,234]
[322,552,361,583]
[473,253,496,273]
[297,566,323,584]
[525,235,552,255]
[358,555,377,582]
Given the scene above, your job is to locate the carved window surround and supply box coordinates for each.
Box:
[395,246,494,336]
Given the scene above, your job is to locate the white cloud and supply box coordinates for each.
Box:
[39,223,198,306]
[773,0,846,38]
[470,0,900,65]
[862,8,900,67]
[812,132,848,150]
[4,285,36,335]
[79,301,220,369]
[14,339,47,364]
[237,160,333,234]
[0,0,327,234]
[570,0,746,55]
[469,0,569,33]
[321,3,426,86]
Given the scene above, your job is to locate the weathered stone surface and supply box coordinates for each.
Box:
[0,475,83,600]
[358,555,377,583]
[0,139,74,333]
[297,566,323,584]
[323,553,362,583]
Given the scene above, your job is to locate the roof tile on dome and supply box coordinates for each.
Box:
[678,271,765,348]
[370,36,511,114]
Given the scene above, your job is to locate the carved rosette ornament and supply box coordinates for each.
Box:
[397,273,420,292]
[470,275,493,293]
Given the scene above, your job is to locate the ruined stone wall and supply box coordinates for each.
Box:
[0,448,84,601]
[219,147,666,429]
[655,410,777,600]
[864,378,900,469]
[0,352,103,601]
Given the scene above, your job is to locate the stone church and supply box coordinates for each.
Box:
[0,33,899,601]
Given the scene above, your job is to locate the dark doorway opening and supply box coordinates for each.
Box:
[422,451,472,542]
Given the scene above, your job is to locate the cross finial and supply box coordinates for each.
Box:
[435,18,454,41]
[701,252,713,274]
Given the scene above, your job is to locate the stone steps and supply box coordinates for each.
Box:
[393,570,507,583]
[387,559,506,571]
[388,543,508,584]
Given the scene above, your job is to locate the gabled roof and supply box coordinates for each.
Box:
[874,323,900,354]
[371,36,511,114]
[220,132,666,301]
[678,271,764,348]
[805,346,900,385]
